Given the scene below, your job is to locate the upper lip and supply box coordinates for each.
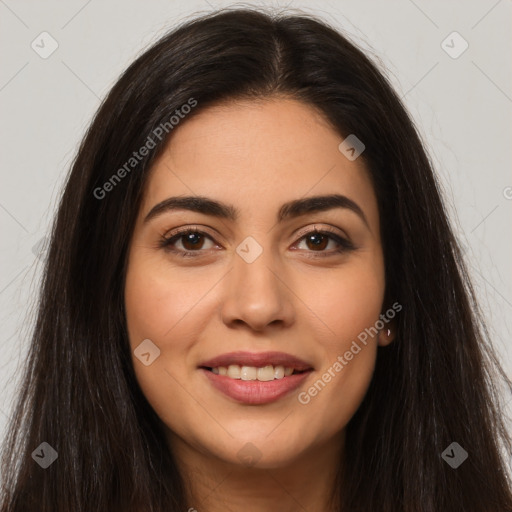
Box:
[199,351,313,371]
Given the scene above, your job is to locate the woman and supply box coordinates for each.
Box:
[1,7,511,512]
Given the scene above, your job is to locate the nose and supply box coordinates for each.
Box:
[220,245,295,332]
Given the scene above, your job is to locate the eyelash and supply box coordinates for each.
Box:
[158,226,356,259]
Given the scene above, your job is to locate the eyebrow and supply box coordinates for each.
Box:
[143,193,369,228]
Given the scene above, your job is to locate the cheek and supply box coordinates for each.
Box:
[123,252,222,410]
[294,256,385,431]
[310,252,385,349]
[124,252,218,344]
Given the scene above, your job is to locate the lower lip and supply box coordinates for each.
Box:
[200,368,312,405]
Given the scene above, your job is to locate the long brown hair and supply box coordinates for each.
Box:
[1,7,511,511]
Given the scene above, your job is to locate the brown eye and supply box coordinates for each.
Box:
[180,232,206,250]
[303,232,329,251]
[160,228,217,257]
[295,229,353,254]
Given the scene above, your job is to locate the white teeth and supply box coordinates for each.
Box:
[273,365,285,379]
[212,364,298,381]
[227,365,241,379]
[258,365,275,381]
[240,366,257,380]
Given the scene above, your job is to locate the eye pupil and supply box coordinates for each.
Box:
[306,233,328,250]
[183,232,204,250]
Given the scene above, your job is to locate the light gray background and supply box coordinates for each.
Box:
[1,0,511,444]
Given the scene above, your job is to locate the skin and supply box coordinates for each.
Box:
[124,97,395,512]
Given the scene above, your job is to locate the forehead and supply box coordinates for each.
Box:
[141,98,379,229]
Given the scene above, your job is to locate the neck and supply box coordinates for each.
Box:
[167,431,344,512]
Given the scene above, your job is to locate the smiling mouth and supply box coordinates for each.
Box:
[201,365,311,381]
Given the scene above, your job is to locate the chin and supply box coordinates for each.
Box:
[206,431,314,470]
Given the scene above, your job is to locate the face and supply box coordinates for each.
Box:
[124,97,393,470]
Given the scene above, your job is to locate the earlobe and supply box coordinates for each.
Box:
[377,318,396,346]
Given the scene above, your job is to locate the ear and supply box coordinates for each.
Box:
[377,318,397,347]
